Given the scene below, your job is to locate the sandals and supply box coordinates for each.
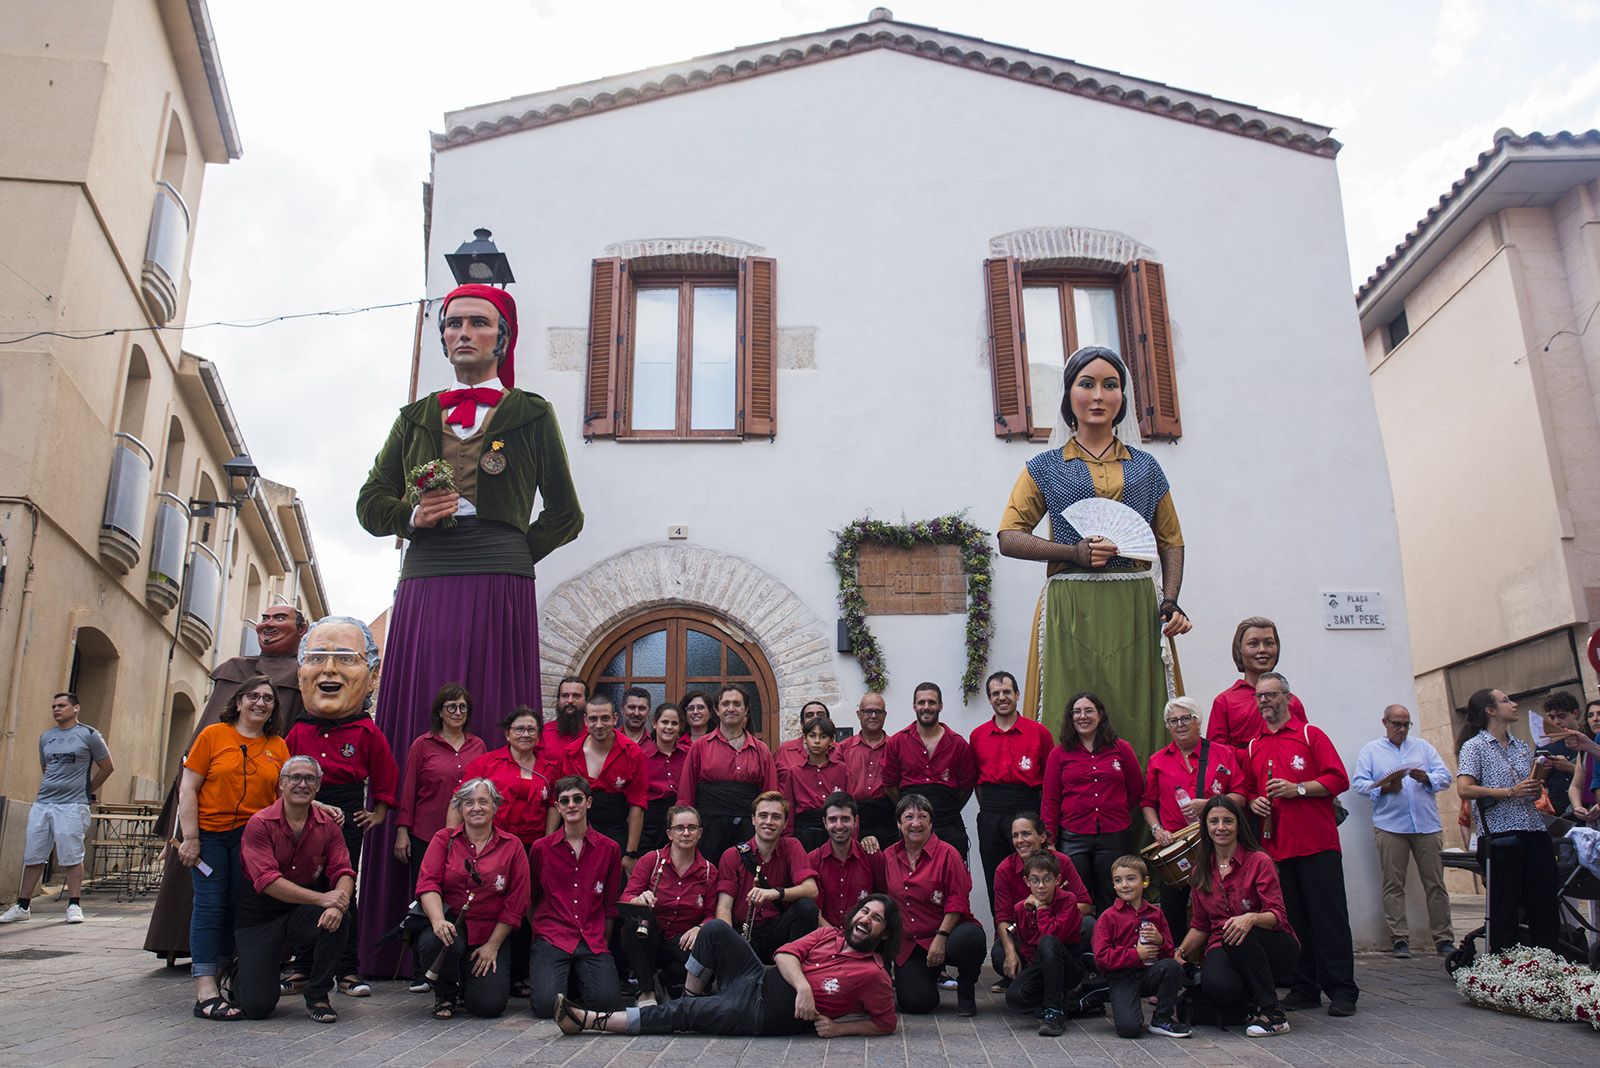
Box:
[337,975,372,997]
[306,1000,339,1025]
[511,980,531,999]
[193,996,242,1021]
[279,973,307,995]
[553,993,612,1035]
[431,997,457,1020]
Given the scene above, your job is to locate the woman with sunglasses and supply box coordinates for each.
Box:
[177,674,290,1020]
[415,778,530,1019]
[394,684,487,991]
[619,804,719,1004]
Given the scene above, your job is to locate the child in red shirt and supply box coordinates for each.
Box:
[1004,851,1085,1036]
[1091,856,1190,1039]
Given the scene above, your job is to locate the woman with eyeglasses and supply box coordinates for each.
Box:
[177,674,290,1020]
[1043,692,1145,914]
[455,704,553,997]
[640,704,689,853]
[619,804,718,1004]
[415,778,531,1019]
[393,684,487,991]
[1140,696,1248,938]
[679,690,717,745]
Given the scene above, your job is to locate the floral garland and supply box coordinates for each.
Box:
[830,514,994,702]
[1455,945,1600,1028]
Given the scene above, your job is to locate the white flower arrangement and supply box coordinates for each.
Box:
[1455,945,1600,1029]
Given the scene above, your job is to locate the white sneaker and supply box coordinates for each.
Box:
[64,904,85,924]
[0,903,31,924]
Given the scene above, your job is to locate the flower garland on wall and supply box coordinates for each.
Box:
[830,514,994,702]
[1455,945,1600,1028]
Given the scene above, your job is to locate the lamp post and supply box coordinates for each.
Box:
[445,228,516,287]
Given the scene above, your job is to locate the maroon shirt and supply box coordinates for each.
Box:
[882,724,978,793]
[677,730,777,805]
[838,733,891,801]
[715,835,817,929]
[397,731,487,842]
[775,737,809,776]
[558,734,648,808]
[241,798,355,895]
[1041,739,1143,839]
[644,743,689,803]
[1092,897,1175,971]
[808,839,885,927]
[779,750,849,817]
[1013,888,1085,960]
[993,848,1090,925]
[527,827,622,954]
[622,847,718,939]
[538,720,584,781]
[1243,721,1348,861]
[969,716,1054,788]
[285,715,400,805]
[881,835,972,966]
[459,747,551,847]
[1208,679,1308,748]
[1141,739,1249,832]
[416,825,531,945]
[777,926,898,1034]
[1188,848,1296,953]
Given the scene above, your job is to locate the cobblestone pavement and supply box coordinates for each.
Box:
[0,895,1594,1068]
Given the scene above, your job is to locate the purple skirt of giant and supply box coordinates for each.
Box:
[355,570,543,976]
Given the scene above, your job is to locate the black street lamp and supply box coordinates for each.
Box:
[445,227,516,286]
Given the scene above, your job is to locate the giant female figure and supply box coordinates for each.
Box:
[997,346,1189,760]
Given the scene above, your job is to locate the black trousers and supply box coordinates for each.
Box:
[529,937,622,1019]
[620,922,693,995]
[895,922,986,1013]
[857,796,899,850]
[749,898,821,963]
[233,905,344,1020]
[697,810,752,864]
[406,832,429,980]
[1106,959,1183,1037]
[793,811,826,853]
[1276,849,1358,1005]
[1004,934,1083,1015]
[1486,830,1560,952]
[1200,926,1298,1013]
[640,797,672,855]
[976,785,1041,920]
[325,792,367,978]
[1060,829,1132,914]
[993,913,1096,974]
[1158,884,1190,946]
[635,920,803,1035]
[414,932,512,1018]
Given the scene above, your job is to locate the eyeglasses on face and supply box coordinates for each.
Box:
[557,794,587,806]
[1383,720,1411,729]
[669,824,702,834]
[1164,714,1196,727]
[442,702,470,713]
[1024,874,1058,886]
[508,726,540,735]
[303,651,363,668]
[242,692,276,705]
[283,774,319,786]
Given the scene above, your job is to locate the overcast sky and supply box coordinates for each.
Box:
[181,0,1600,623]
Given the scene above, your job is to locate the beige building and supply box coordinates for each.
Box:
[0,0,327,874]
[1360,129,1600,854]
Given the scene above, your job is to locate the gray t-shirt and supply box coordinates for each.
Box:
[37,724,109,805]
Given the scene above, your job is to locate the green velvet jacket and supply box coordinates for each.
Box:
[356,389,583,566]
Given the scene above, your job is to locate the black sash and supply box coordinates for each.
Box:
[316,781,368,812]
[906,782,962,828]
[976,782,1040,814]
[696,780,762,818]
[588,789,631,842]
[793,810,824,836]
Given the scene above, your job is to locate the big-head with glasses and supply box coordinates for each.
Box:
[298,616,379,721]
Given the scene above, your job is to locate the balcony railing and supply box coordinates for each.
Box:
[178,542,221,654]
[99,433,153,574]
[140,181,190,325]
[145,493,189,614]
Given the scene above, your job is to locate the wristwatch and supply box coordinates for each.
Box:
[1295,783,1307,797]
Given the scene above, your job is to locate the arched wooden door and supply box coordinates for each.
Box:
[581,607,780,747]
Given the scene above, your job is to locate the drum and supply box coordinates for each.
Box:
[1140,822,1202,887]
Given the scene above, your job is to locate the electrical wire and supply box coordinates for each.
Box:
[0,298,428,346]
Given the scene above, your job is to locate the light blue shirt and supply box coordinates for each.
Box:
[1352,734,1451,835]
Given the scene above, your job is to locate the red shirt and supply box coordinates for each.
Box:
[969,716,1054,789]
[241,798,355,894]
[1042,739,1143,839]
[775,737,809,776]
[416,825,532,945]
[1188,848,1295,953]
[539,721,585,780]
[677,731,777,805]
[993,849,1089,925]
[459,747,551,847]
[880,835,972,966]
[397,731,487,841]
[1208,679,1307,748]
[558,734,648,808]
[882,724,978,792]
[1141,740,1249,832]
[838,733,890,801]
[716,835,817,929]
[285,716,399,805]
[644,743,689,803]
[1092,897,1174,971]
[1244,720,1349,861]
[808,839,885,927]
[776,926,898,1034]
[527,827,622,953]
[622,848,718,938]
[779,750,849,817]
[1012,888,1085,960]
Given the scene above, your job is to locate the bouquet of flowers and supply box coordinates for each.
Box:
[406,459,457,528]
[1456,944,1600,1028]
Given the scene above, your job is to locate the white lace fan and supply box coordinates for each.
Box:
[1059,498,1158,562]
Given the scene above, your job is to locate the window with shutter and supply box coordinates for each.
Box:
[1122,259,1181,440]
[583,257,624,439]
[985,257,1029,439]
[740,257,777,438]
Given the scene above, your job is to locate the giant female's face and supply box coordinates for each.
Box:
[1068,357,1124,430]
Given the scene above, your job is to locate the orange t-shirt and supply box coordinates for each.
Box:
[184,723,289,831]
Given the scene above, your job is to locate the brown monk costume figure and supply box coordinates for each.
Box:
[144,606,309,960]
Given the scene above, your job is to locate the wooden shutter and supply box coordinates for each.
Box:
[1123,258,1182,441]
[985,257,1030,438]
[584,257,625,438]
[739,256,777,438]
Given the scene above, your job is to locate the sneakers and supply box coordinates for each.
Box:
[1148,1017,1191,1038]
[990,976,1011,994]
[0,903,32,924]
[1436,939,1458,957]
[1037,1010,1066,1037]
[64,904,84,924]
[407,978,431,994]
[1246,1011,1291,1037]
[1391,939,1410,958]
